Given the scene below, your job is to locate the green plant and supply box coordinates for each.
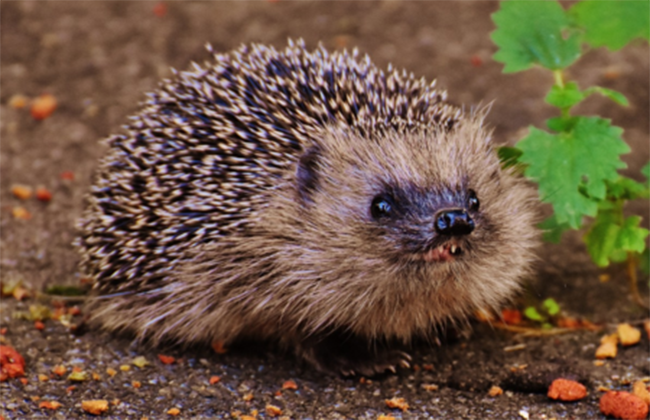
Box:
[491,0,650,303]
[524,298,561,329]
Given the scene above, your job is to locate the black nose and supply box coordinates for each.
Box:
[434,209,475,236]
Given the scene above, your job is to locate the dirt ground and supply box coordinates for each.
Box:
[1,1,649,419]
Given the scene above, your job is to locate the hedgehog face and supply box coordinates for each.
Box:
[365,184,481,264]
[261,118,537,338]
[290,120,510,272]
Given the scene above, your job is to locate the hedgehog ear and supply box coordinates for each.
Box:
[296,146,321,204]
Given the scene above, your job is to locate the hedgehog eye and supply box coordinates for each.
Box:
[371,194,394,220]
[467,189,480,211]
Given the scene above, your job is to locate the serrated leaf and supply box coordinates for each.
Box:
[491,0,582,72]
[542,298,561,316]
[607,176,649,200]
[574,119,629,199]
[584,86,629,107]
[585,213,621,267]
[518,118,629,228]
[570,0,650,51]
[616,216,649,254]
[539,215,571,243]
[545,82,585,109]
[586,212,649,267]
[524,306,545,322]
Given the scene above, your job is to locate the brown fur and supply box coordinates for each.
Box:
[79,41,538,375]
[86,118,537,374]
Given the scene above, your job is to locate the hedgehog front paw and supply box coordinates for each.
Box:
[336,349,412,377]
[297,335,412,377]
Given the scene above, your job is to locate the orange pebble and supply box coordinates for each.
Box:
[385,397,409,411]
[282,379,298,390]
[153,2,167,17]
[81,400,109,415]
[52,365,66,376]
[35,187,52,202]
[158,354,175,365]
[30,94,57,120]
[9,94,29,109]
[548,378,587,401]
[600,391,648,420]
[39,400,62,410]
[12,206,32,220]
[11,185,32,200]
[265,404,283,417]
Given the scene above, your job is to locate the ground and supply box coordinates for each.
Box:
[1,2,649,419]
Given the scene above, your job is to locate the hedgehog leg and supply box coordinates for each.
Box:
[295,331,412,377]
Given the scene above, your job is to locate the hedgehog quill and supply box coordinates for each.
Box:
[77,40,538,376]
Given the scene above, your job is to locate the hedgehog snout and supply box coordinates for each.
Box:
[434,209,475,236]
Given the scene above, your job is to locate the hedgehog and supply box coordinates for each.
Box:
[77,39,538,376]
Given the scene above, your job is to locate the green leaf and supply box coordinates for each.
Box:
[542,298,561,316]
[573,119,629,200]
[43,285,87,296]
[497,146,523,168]
[585,210,622,267]
[616,216,649,254]
[547,116,578,132]
[596,199,618,211]
[642,162,650,179]
[545,82,585,109]
[524,306,545,322]
[609,249,629,263]
[584,86,629,107]
[570,0,650,51]
[492,0,582,72]
[518,117,629,228]
[539,215,571,243]
[585,212,649,267]
[606,176,649,200]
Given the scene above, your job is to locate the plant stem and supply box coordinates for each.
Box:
[552,70,571,118]
[626,252,649,310]
[553,70,565,88]
[492,323,600,336]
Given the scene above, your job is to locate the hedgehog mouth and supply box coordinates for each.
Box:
[422,241,462,263]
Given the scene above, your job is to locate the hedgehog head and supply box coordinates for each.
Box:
[258,115,538,340]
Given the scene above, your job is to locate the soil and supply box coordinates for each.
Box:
[1,2,648,419]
